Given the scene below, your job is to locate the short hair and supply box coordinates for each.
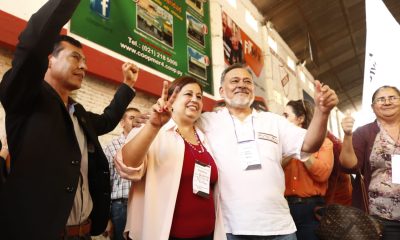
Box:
[220,63,252,84]
[52,35,82,56]
[371,85,400,103]
[167,76,203,98]
[286,99,314,129]
[122,107,140,119]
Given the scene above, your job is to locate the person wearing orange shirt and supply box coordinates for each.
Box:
[282,100,334,240]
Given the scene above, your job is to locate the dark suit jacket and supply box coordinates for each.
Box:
[0,0,135,239]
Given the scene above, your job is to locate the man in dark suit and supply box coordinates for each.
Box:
[0,0,138,239]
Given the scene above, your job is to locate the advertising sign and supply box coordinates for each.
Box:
[71,0,213,94]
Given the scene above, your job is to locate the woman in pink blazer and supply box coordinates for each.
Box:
[115,77,226,240]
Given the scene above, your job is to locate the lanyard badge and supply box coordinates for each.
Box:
[392,154,400,184]
[231,115,262,170]
[193,160,211,198]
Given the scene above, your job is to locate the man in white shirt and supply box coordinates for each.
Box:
[198,63,338,240]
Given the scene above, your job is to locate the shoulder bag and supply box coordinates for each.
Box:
[315,170,383,240]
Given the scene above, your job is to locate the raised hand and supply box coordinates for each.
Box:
[149,81,179,128]
[313,80,339,114]
[122,62,139,88]
[341,111,355,136]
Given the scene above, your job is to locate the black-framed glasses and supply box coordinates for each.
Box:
[373,96,400,105]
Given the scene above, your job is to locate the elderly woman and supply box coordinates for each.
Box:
[282,99,334,240]
[340,85,400,239]
[114,77,226,240]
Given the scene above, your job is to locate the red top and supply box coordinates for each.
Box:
[169,141,218,238]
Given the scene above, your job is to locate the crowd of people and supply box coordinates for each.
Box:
[0,0,399,240]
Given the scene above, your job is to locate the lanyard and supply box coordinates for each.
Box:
[229,114,256,143]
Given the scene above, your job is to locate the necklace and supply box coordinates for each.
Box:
[176,127,205,154]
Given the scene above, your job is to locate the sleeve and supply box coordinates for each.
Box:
[197,111,217,133]
[114,150,145,181]
[88,84,135,136]
[277,114,310,160]
[306,138,334,182]
[113,126,147,181]
[0,0,82,113]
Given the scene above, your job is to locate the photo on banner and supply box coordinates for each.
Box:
[221,11,266,97]
[72,0,214,94]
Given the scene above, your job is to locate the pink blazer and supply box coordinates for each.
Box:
[115,119,227,240]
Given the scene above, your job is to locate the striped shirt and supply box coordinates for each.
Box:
[104,134,131,200]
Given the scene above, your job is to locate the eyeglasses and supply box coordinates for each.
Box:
[373,96,400,105]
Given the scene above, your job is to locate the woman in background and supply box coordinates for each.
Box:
[340,86,400,239]
[282,99,334,240]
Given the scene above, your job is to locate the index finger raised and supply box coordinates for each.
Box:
[165,86,180,111]
[160,81,169,102]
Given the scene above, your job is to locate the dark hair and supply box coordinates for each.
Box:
[52,35,82,56]
[213,100,226,111]
[286,99,314,129]
[371,85,400,103]
[167,76,203,98]
[220,63,252,84]
[251,96,268,112]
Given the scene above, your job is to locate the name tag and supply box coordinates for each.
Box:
[238,141,261,170]
[193,160,211,198]
[257,132,278,144]
[392,154,400,184]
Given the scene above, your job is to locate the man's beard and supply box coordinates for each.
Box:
[225,96,254,109]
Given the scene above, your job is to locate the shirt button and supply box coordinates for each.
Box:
[292,189,295,192]
[293,177,297,180]
[71,160,80,165]
[65,186,74,193]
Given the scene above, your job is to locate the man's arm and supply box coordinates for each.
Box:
[0,0,81,112]
[302,81,338,152]
[89,63,139,135]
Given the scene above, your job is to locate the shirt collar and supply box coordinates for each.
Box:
[222,106,259,121]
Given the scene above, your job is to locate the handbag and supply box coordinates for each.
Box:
[315,170,383,240]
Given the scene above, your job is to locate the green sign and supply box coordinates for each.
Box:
[71,0,213,94]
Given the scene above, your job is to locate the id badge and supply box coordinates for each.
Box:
[238,141,261,170]
[193,160,211,198]
[392,154,400,184]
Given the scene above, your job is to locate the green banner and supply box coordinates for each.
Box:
[71,0,213,94]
